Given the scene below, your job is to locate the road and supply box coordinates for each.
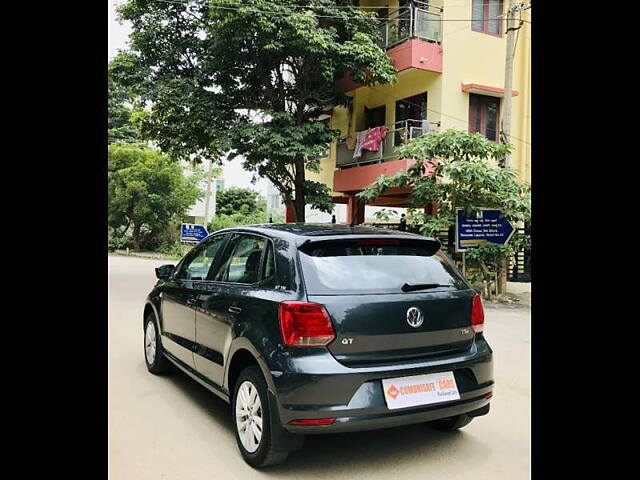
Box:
[109,255,530,479]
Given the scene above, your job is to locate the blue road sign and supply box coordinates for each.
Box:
[455,208,515,252]
[181,223,209,243]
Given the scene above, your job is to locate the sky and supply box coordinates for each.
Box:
[107,0,270,198]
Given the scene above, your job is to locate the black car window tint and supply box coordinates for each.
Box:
[215,235,266,284]
[176,236,226,280]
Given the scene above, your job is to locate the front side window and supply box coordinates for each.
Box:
[469,93,500,142]
[472,0,503,36]
[176,235,227,280]
[215,234,267,284]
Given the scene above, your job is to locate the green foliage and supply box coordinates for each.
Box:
[108,56,141,142]
[115,0,396,221]
[372,209,399,222]
[358,129,530,227]
[108,233,132,252]
[207,210,271,233]
[217,187,261,216]
[356,129,531,291]
[108,143,203,250]
[156,240,188,259]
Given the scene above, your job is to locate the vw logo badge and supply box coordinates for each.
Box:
[406,307,424,328]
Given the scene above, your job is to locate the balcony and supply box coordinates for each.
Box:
[333,119,440,193]
[338,2,443,92]
[377,1,442,50]
[379,1,443,74]
[336,119,438,168]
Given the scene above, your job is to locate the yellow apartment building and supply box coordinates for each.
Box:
[298,0,531,223]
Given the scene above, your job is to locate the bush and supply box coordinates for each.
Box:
[139,221,182,251]
[157,241,188,259]
[108,234,132,251]
[207,210,270,233]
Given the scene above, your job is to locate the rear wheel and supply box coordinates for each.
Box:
[232,366,294,468]
[428,414,474,431]
[144,314,170,374]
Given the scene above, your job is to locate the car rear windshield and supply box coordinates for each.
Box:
[298,239,468,295]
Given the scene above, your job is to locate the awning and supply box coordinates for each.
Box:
[461,82,519,97]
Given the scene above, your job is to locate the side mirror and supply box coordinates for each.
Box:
[155,264,175,280]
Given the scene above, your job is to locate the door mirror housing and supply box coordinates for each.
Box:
[155,264,175,280]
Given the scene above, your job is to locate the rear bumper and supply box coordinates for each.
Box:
[268,335,493,434]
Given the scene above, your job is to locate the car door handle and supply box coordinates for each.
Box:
[228,306,242,314]
[186,298,197,306]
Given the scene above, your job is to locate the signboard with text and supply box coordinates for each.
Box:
[180,223,209,243]
[455,208,515,252]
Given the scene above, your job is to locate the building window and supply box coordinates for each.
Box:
[472,0,503,36]
[365,105,386,129]
[469,93,500,142]
[395,92,428,146]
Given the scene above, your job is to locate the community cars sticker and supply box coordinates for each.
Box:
[382,372,460,410]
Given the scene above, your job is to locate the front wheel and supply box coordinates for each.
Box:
[232,366,293,468]
[144,314,169,374]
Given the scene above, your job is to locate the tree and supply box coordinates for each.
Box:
[358,129,531,294]
[108,56,140,142]
[216,187,262,216]
[108,143,203,250]
[114,0,396,222]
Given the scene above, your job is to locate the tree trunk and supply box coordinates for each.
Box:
[132,223,142,251]
[497,257,508,294]
[294,155,306,223]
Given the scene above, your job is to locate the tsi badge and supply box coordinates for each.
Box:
[406,307,424,328]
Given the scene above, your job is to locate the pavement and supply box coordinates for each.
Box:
[109,255,530,479]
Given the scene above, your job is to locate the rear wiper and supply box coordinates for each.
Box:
[401,283,454,292]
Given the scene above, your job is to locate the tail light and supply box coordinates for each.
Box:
[279,302,336,347]
[288,418,335,426]
[471,294,485,333]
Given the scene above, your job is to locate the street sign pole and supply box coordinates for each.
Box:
[462,251,466,278]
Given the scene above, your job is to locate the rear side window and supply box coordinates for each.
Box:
[214,234,266,284]
[298,239,467,295]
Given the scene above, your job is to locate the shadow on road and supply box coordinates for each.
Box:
[152,363,234,430]
[150,362,491,477]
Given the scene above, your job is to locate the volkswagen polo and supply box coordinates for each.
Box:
[143,224,493,467]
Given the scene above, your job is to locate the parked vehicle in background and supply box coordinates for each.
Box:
[143,224,493,467]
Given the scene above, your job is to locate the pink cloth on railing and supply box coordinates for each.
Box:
[361,126,389,152]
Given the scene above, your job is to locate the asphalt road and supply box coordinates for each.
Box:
[109,255,530,479]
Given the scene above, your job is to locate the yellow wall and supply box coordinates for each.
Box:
[441,1,531,182]
[308,0,531,192]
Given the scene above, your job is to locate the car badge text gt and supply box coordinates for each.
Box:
[406,307,424,328]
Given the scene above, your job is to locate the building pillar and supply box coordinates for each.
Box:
[346,194,365,225]
[285,202,297,223]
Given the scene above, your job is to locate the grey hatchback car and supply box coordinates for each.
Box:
[143,224,493,467]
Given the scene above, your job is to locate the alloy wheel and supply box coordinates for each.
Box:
[145,320,157,365]
[235,380,263,453]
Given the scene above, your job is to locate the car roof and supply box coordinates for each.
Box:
[209,223,431,244]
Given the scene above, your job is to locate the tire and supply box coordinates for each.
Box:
[428,414,474,431]
[232,366,292,468]
[144,314,170,374]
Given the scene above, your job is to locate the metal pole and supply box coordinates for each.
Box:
[203,159,213,225]
[501,0,516,168]
[462,252,466,278]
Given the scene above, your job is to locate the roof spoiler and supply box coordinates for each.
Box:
[298,235,441,256]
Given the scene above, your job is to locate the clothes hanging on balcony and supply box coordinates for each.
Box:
[361,125,389,152]
[353,130,368,159]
